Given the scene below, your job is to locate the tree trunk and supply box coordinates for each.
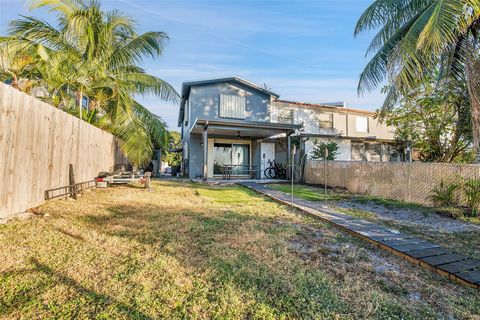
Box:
[465,34,480,163]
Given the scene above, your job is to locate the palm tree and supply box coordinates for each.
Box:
[355,0,480,162]
[0,0,179,167]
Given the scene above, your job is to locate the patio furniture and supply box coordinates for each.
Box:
[222,164,259,180]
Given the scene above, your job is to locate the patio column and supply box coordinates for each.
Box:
[287,135,291,179]
[202,125,208,180]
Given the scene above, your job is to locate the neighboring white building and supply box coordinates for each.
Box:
[272,100,401,162]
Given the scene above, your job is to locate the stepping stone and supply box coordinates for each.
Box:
[438,259,480,274]
[370,234,405,241]
[381,239,420,246]
[391,242,440,252]
[407,247,452,258]
[456,270,480,284]
[421,253,468,266]
[373,234,416,241]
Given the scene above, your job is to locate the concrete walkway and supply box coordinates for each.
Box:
[238,182,480,289]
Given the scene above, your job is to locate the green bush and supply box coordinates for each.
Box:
[311,141,339,160]
[463,178,480,217]
[428,180,459,207]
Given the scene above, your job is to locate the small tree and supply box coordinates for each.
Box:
[311,141,339,160]
[162,131,182,166]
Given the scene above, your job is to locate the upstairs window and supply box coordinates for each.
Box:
[356,116,369,133]
[219,94,245,119]
[278,108,294,124]
[317,112,333,129]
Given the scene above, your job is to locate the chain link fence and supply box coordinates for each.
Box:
[304,160,480,206]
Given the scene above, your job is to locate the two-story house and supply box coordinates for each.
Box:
[178,77,401,180]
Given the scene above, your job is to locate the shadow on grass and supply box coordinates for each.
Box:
[0,258,153,319]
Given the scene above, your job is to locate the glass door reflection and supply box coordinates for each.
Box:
[213,143,250,176]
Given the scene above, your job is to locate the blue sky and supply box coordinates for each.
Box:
[0,0,383,130]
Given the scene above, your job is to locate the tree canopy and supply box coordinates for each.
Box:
[0,0,179,167]
[355,0,480,162]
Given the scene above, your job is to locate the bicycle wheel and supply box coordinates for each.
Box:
[264,167,275,179]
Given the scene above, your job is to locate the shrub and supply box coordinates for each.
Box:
[462,178,480,217]
[428,180,459,207]
[311,141,339,160]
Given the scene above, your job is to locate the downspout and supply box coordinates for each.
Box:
[202,121,209,180]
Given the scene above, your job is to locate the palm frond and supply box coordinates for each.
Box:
[133,100,169,148]
[417,0,473,51]
[109,31,168,68]
[120,72,179,103]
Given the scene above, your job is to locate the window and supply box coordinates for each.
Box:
[219,94,245,119]
[356,116,369,133]
[81,96,89,110]
[351,142,366,161]
[278,108,294,124]
[317,112,333,129]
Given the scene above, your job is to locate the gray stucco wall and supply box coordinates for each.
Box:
[274,141,288,164]
[188,82,271,128]
[188,134,203,179]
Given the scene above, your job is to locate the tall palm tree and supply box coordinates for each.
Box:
[355,0,480,162]
[0,0,179,167]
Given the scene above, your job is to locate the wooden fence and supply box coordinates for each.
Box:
[0,83,128,219]
[304,160,480,206]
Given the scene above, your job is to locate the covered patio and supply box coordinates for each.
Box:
[189,118,302,180]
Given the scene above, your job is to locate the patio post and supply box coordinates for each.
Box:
[287,135,291,180]
[202,124,208,180]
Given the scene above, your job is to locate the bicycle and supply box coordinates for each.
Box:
[264,160,302,181]
[263,160,283,179]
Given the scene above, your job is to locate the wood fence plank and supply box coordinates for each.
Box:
[0,83,128,218]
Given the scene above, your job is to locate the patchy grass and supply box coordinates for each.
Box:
[460,216,480,225]
[0,181,479,319]
[270,184,431,213]
[270,184,480,258]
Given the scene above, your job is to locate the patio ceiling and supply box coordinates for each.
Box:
[190,118,302,139]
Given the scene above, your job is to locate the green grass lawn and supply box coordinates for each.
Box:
[0,181,479,319]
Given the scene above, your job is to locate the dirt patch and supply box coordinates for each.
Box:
[334,200,480,233]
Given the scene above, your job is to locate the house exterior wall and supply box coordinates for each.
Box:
[188,83,271,125]
[347,114,395,140]
[188,134,203,179]
[272,101,395,140]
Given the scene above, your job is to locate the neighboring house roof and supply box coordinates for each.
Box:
[273,99,377,116]
[178,77,279,126]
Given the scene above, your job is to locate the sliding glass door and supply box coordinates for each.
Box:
[213,143,250,175]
